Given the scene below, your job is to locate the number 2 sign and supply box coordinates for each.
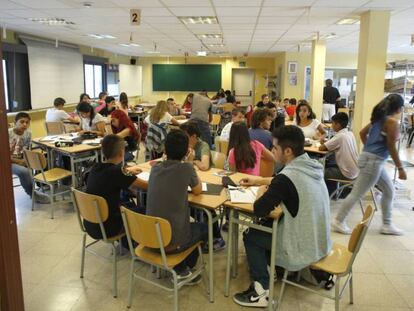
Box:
[130,9,141,25]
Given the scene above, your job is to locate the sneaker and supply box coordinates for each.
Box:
[175,266,192,280]
[183,274,202,286]
[380,224,404,236]
[233,281,269,307]
[331,219,352,235]
[202,238,226,253]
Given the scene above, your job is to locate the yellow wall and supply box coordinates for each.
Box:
[138,56,275,105]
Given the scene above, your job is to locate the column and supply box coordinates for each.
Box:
[309,39,326,120]
[354,10,390,146]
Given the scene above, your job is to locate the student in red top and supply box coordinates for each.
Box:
[286,98,297,120]
[182,93,194,112]
[228,122,275,176]
[111,109,140,162]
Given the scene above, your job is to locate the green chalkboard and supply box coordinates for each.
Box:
[152,64,222,91]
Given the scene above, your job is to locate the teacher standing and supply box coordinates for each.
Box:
[190,91,213,148]
[323,79,341,121]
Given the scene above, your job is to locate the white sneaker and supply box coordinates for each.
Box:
[380,224,404,236]
[331,219,352,235]
[233,281,269,307]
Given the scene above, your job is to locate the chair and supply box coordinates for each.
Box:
[211,150,226,169]
[277,206,374,311]
[45,122,66,135]
[23,149,72,218]
[210,114,221,139]
[337,108,350,115]
[105,123,113,135]
[71,188,124,298]
[121,207,207,311]
[215,138,229,155]
[260,158,275,177]
[405,114,414,147]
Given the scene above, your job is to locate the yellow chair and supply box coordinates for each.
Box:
[71,188,124,298]
[45,122,66,135]
[222,103,235,113]
[215,138,229,155]
[210,114,221,139]
[260,158,275,177]
[121,207,208,311]
[105,123,113,135]
[211,150,226,170]
[23,149,72,218]
[337,108,350,115]
[277,206,374,311]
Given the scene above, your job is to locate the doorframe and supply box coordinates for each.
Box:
[231,68,255,106]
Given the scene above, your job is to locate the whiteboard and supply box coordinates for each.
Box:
[119,64,143,97]
[23,38,84,109]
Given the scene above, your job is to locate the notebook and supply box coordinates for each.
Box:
[188,183,208,192]
[228,186,259,204]
[137,171,150,181]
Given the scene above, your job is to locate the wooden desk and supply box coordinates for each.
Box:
[137,102,156,109]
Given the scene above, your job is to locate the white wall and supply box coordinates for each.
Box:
[119,64,142,97]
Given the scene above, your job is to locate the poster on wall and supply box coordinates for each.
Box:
[289,74,297,86]
[288,61,298,73]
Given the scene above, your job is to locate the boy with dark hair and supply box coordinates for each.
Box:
[233,125,331,307]
[249,108,273,150]
[99,96,116,117]
[319,112,359,194]
[220,108,245,141]
[46,97,78,123]
[9,112,48,203]
[180,121,211,171]
[286,98,297,119]
[85,135,147,240]
[146,130,207,280]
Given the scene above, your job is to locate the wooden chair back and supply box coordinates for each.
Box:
[217,139,229,155]
[260,158,275,177]
[105,123,113,135]
[223,103,235,113]
[72,188,109,224]
[337,108,350,115]
[211,150,226,169]
[23,149,47,171]
[348,205,373,253]
[45,122,66,135]
[210,114,221,126]
[121,207,172,248]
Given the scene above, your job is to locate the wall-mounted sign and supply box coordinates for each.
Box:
[130,9,141,25]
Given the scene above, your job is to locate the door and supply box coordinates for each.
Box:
[232,69,254,106]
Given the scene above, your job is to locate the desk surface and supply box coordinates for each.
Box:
[224,201,283,219]
[33,136,101,154]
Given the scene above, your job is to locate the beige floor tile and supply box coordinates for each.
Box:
[21,254,63,284]
[387,274,414,308]
[25,232,81,258]
[367,249,414,275]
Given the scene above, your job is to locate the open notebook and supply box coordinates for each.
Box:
[228,186,259,204]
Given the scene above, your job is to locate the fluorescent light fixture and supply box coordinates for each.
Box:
[312,33,337,40]
[88,34,116,39]
[197,50,207,56]
[207,43,225,47]
[119,43,140,47]
[179,16,218,25]
[337,17,360,25]
[146,51,161,54]
[29,18,75,26]
[196,33,222,39]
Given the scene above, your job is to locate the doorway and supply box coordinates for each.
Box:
[232,68,254,106]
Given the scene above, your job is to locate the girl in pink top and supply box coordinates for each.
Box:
[228,122,275,176]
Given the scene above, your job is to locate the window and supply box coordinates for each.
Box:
[2,59,9,110]
[84,63,104,98]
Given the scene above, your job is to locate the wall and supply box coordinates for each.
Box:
[138,56,275,105]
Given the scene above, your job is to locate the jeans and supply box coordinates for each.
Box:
[169,223,208,272]
[243,227,274,290]
[336,152,394,225]
[12,163,32,196]
[193,119,212,148]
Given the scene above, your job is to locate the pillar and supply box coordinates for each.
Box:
[354,11,390,146]
[309,39,326,120]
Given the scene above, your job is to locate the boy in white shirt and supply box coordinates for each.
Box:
[319,112,359,194]
[45,97,78,123]
[219,108,245,141]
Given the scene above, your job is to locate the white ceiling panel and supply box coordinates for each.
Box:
[216,7,261,17]
[219,16,257,24]
[310,7,357,17]
[60,0,118,8]
[162,0,212,6]
[4,9,53,18]
[140,8,172,16]
[313,0,369,7]
[365,0,414,8]
[110,0,163,7]
[168,7,215,16]
[257,16,298,24]
[0,0,27,9]
[12,0,71,9]
[213,0,263,7]
[260,7,306,17]
[264,0,315,7]
[142,16,178,23]
[184,24,221,32]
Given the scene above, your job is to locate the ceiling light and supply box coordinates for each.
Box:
[29,18,75,26]
[312,33,337,40]
[146,51,161,54]
[336,17,360,25]
[119,43,140,47]
[197,51,207,56]
[129,43,140,47]
[207,43,225,47]
[101,34,116,39]
[196,34,222,39]
[179,16,218,25]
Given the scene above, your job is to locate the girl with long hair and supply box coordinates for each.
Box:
[146,100,179,126]
[333,94,407,236]
[182,93,194,112]
[76,101,106,136]
[118,92,129,114]
[294,100,326,139]
[111,109,140,161]
[228,122,274,175]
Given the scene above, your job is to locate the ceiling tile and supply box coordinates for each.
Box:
[168,7,215,16]
[264,0,315,7]
[213,0,263,6]
[216,7,261,17]
[313,0,369,7]
[260,7,306,17]
[110,0,163,7]
[364,0,414,8]
[140,7,172,16]
[163,0,211,6]
[12,0,71,9]
[0,0,27,9]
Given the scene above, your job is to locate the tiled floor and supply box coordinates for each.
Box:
[15,147,414,311]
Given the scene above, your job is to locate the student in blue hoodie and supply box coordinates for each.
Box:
[233,125,332,308]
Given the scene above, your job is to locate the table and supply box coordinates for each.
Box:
[32,135,101,188]
[137,102,156,109]
[224,200,283,311]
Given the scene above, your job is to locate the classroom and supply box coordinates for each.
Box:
[1,0,414,310]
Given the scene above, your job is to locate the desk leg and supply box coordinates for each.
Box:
[224,208,234,297]
[232,210,239,278]
[70,156,76,188]
[268,219,278,311]
[204,208,214,303]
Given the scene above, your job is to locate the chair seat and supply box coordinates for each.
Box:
[135,242,201,268]
[310,242,352,275]
[34,168,72,182]
[107,232,126,242]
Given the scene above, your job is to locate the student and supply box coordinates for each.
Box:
[79,93,91,104]
[256,94,271,109]
[118,92,129,114]
[228,122,275,175]
[76,101,106,136]
[216,93,227,105]
[95,91,108,113]
[189,93,213,148]
[294,100,326,139]
[212,88,225,100]
[266,102,285,132]
[146,130,207,280]
[182,93,193,112]
[333,94,407,236]
[167,97,183,116]
[220,108,245,141]
[282,98,290,109]
[99,96,116,117]
[45,97,79,123]
[248,108,273,150]
[9,112,47,203]
[145,100,179,159]
[319,113,359,194]
[286,98,297,119]
[180,121,211,171]
[85,135,147,240]
[233,126,331,307]
[225,90,236,104]
[323,79,341,120]
[111,109,140,162]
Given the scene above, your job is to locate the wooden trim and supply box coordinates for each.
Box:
[0,43,25,310]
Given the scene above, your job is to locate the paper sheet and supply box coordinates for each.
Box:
[188,182,207,192]
[81,138,102,145]
[228,186,259,203]
[137,171,150,182]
